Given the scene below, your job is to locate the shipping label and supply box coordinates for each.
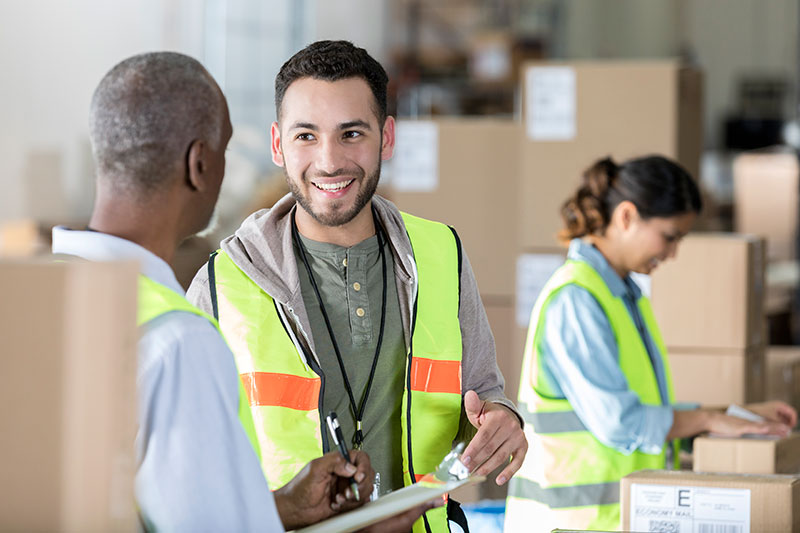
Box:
[525,66,576,141]
[630,483,750,533]
[387,121,439,192]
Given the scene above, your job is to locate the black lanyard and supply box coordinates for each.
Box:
[291,206,388,449]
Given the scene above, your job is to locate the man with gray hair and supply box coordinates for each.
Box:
[52,51,436,532]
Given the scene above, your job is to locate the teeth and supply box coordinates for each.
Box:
[314,180,353,192]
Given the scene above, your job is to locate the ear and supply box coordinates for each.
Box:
[270,121,285,167]
[380,116,396,161]
[186,139,208,192]
[615,200,639,231]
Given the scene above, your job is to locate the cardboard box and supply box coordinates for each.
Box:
[734,148,799,262]
[484,298,521,401]
[693,433,800,475]
[389,118,522,298]
[651,233,766,350]
[0,219,44,257]
[519,61,703,249]
[514,250,567,329]
[668,346,765,405]
[766,345,800,408]
[0,258,138,531]
[621,470,800,532]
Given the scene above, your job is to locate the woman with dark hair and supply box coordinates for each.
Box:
[504,155,797,533]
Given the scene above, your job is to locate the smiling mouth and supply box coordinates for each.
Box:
[312,179,354,192]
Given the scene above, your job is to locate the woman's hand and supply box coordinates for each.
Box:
[668,406,794,440]
[743,401,798,428]
[706,410,791,438]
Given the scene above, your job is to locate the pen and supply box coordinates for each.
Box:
[326,411,360,501]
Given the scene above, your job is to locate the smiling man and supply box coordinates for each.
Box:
[187,40,526,533]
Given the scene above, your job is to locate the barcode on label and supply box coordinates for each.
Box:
[648,520,680,532]
[697,525,743,533]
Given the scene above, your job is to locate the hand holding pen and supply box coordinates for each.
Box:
[272,444,374,529]
[327,411,361,501]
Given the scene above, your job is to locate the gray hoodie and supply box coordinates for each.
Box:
[186,193,522,441]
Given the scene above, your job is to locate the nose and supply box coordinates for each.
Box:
[315,137,346,175]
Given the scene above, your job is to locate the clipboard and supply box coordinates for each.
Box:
[294,443,484,533]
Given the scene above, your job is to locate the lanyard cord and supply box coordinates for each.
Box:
[291,207,388,449]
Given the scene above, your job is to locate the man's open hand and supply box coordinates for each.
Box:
[461,390,527,485]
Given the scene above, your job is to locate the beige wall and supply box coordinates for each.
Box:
[0,0,204,224]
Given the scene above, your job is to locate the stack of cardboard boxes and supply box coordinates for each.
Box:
[733,148,798,266]
[619,428,800,531]
[651,233,767,405]
[638,232,800,531]
[733,148,800,409]
[766,345,800,410]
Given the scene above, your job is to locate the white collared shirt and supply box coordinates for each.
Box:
[52,227,283,532]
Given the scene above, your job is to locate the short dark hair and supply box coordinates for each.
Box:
[560,155,702,243]
[89,51,225,196]
[274,40,389,124]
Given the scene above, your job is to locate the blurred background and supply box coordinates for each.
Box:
[2,0,797,242]
[2,1,800,524]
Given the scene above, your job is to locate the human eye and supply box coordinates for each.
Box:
[296,132,315,141]
[343,130,363,140]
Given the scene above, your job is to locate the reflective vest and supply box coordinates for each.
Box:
[209,212,463,533]
[137,275,262,462]
[505,259,679,533]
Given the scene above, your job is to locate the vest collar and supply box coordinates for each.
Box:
[221,194,416,307]
[567,239,642,300]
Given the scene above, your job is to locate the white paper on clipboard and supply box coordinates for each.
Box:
[293,475,483,533]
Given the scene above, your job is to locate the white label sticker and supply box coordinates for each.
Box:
[630,483,750,533]
[525,66,576,141]
[389,121,439,192]
[515,254,564,327]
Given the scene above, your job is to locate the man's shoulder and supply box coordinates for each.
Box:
[140,311,222,359]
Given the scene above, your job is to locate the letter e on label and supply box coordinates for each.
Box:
[677,488,692,507]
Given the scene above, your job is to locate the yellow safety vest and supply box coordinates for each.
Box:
[209,212,462,533]
[137,275,262,462]
[504,259,680,532]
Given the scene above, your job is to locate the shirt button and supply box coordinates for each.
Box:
[342,257,348,267]
[356,307,365,317]
[353,282,361,291]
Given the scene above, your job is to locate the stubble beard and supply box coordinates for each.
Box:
[287,164,381,227]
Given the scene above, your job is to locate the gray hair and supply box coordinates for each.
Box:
[89,51,225,195]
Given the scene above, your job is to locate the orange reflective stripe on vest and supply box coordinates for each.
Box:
[240,372,321,411]
[409,357,462,394]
